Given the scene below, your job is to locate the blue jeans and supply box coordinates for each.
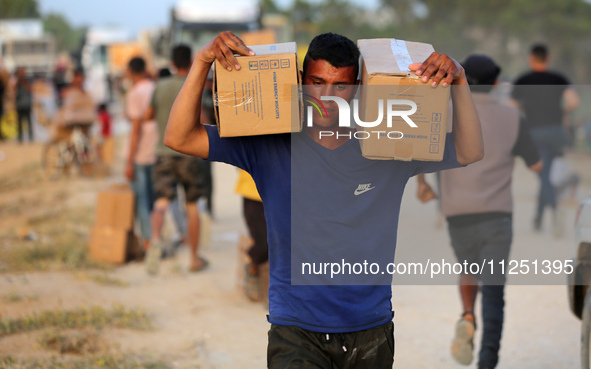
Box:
[530,126,567,222]
[130,164,155,241]
[448,216,512,369]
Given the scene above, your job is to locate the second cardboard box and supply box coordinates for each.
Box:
[357,38,450,161]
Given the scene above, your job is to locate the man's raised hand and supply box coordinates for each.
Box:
[197,31,255,71]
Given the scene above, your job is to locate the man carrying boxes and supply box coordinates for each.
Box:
[164,31,483,368]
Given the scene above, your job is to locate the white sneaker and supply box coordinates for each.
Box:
[145,241,163,276]
[553,210,565,238]
[451,318,475,365]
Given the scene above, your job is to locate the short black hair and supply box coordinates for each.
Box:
[73,67,85,77]
[171,44,192,69]
[303,33,360,81]
[530,43,548,62]
[128,57,146,75]
[158,67,172,78]
[462,54,501,93]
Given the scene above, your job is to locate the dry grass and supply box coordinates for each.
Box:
[0,291,37,304]
[0,354,171,369]
[0,305,151,337]
[0,206,110,273]
[37,328,101,355]
[0,163,43,194]
[0,306,175,368]
[0,155,109,273]
[74,273,128,287]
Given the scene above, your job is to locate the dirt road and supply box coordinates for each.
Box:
[0,140,588,368]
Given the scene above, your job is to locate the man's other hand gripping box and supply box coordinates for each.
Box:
[357,38,451,161]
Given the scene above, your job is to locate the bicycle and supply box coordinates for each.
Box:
[41,124,96,180]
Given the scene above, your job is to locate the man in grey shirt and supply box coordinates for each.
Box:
[144,45,207,274]
[417,55,542,369]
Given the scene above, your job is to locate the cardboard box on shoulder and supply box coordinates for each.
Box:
[214,42,302,137]
[357,38,450,161]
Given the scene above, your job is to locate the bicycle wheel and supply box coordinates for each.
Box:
[41,142,67,180]
[75,142,96,177]
[70,127,96,177]
[75,153,95,177]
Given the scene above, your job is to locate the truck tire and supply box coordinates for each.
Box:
[582,287,591,369]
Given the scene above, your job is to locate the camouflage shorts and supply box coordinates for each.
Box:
[154,155,204,203]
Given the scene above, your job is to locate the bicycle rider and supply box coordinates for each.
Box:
[49,69,97,144]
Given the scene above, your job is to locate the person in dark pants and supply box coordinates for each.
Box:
[512,44,579,235]
[244,197,267,272]
[418,55,542,369]
[235,169,268,301]
[15,66,33,143]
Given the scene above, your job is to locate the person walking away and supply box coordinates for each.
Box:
[156,65,186,238]
[418,55,542,369]
[144,44,207,275]
[511,43,579,236]
[124,57,158,253]
[15,67,33,143]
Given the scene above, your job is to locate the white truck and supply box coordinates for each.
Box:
[169,0,260,52]
[0,19,56,77]
[80,26,131,105]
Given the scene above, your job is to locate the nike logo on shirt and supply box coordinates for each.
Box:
[354,183,375,196]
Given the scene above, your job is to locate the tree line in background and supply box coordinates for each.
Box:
[2,0,591,82]
[266,0,591,82]
[0,0,85,53]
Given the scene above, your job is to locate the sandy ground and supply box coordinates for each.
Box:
[0,135,590,368]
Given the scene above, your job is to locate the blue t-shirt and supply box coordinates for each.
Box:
[206,125,461,333]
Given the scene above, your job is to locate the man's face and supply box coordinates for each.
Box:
[72,73,84,88]
[302,59,358,129]
[528,54,548,68]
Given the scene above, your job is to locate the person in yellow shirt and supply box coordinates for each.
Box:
[235,169,267,301]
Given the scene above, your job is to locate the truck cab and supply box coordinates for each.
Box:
[170,0,261,52]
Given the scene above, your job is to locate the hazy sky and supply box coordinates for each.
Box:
[37,0,378,38]
[38,0,181,36]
